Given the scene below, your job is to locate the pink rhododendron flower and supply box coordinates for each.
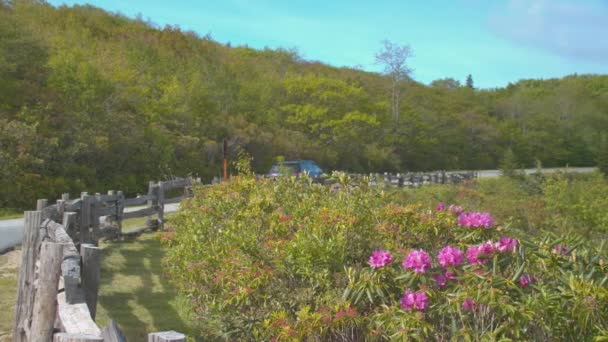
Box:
[458,212,494,228]
[449,204,464,216]
[433,271,457,287]
[368,250,393,268]
[496,237,518,253]
[437,246,464,268]
[433,273,447,287]
[402,249,432,273]
[520,273,535,287]
[462,298,477,311]
[401,290,428,311]
[467,242,495,265]
[552,245,569,255]
[436,202,446,211]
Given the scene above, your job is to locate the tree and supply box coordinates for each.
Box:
[499,147,520,177]
[466,74,474,89]
[375,40,413,123]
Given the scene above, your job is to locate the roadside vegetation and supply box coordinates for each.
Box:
[164,172,608,340]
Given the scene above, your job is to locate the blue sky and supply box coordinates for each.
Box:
[47,0,608,89]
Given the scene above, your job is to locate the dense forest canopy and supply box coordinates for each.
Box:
[1,0,607,208]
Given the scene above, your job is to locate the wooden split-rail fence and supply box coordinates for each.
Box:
[12,177,199,342]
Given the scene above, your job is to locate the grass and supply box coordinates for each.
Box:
[96,232,191,340]
[0,209,22,220]
[0,252,18,341]
[0,214,191,341]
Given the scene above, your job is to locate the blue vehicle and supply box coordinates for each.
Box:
[267,160,324,179]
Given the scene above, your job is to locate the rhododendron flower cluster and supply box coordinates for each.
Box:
[368,250,393,268]
[401,290,428,311]
[458,212,494,228]
[496,237,518,253]
[403,249,432,273]
[462,298,477,312]
[436,202,446,211]
[449,204,464,216]
[437,246,464,268]
[466,241,496,265]
[433,271,456,287]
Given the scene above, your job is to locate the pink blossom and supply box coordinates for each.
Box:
[458,212,494,229]
[437,246,464,268]
[449,205,464,216]
[462,298,477,312]
[401,290,428,311]
[466,242,495,265]
[520,273,535,288]
[552,245,569,255]
[368,250,393,268]
[433,271,457,287]
[402,249,432,273]
[433,273,447,287]
[496,237,518,253]
[436,202,446,211]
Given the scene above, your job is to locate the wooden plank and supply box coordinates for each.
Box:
[97,206,118,217]
[12,211,43,342]
[57,291,101,336]
[62,193,71,201]
[90,196,100,244]
[116,191,124,236]
[46,219,83,304]
[159,178,192,190]
[124,195,155,206]
[148,331,186,342]
[95,194,120,203]
[123,206,158,219]
[162,196,184,205]
[65,199,82,212]
[53,333,103,342]
[81,244,100,320]
[157,183,165,230]
[101,320,127,342]
[37,199,48,211]
[80,195,92,244]
[30,242,64,342]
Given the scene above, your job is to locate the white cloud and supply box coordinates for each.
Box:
[488,0,608,63]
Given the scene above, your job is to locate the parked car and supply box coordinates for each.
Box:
[267,160,324,179]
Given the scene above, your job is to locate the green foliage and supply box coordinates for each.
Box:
[1,2,607,208]
[499,147,520,178]
[164,175,608,340]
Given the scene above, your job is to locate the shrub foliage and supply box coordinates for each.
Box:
[163,175,608,341]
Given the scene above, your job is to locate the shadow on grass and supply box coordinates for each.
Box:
[97,233,190,341]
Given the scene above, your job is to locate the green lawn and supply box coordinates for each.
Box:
[0,209,22,220]
[0,215,192,341]
[96,232,191,340]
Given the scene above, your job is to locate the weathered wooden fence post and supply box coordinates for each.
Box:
[116,190,124,236]
[157,182,165,230]
[30,241,65,342]
[53,333,103,342]
[62,193,70,201]
[80,193,92,244]
[12,210,43,342]
[81,243,101,320]
[146,181,157,229]
[36,198,48,211]
[148,331,186,342]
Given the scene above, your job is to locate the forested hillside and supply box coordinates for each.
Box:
[1,0,607,209]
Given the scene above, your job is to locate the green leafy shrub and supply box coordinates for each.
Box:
[164,175,608,341]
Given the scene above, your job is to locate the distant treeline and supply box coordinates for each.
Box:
[1,0,607,209]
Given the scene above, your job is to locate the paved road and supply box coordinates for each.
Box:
[0,203,179,252]
[0,167,597,252]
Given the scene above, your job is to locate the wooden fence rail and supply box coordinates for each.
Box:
[12,177,196,341]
